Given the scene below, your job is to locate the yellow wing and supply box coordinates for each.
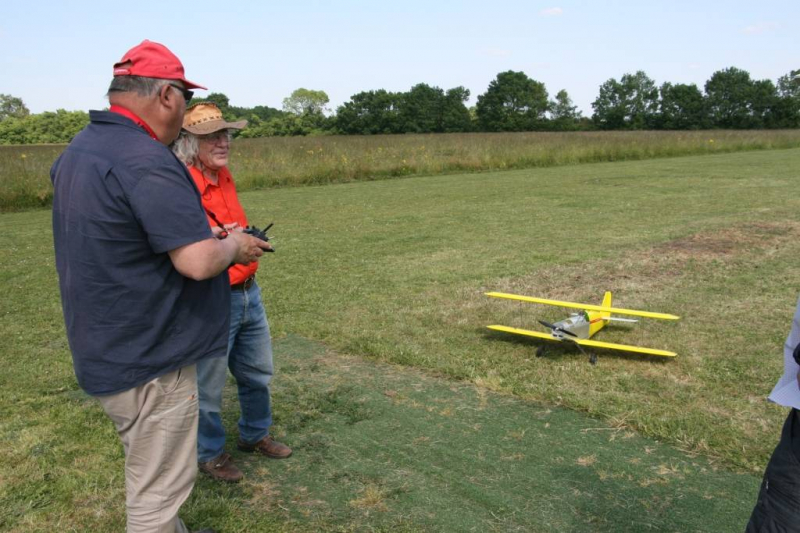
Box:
[486,325,677,357]
[487,325,560,342]
[572,338,676,357]
[485,292,680,320]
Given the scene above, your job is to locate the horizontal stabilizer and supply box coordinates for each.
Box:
[485,292,680,320]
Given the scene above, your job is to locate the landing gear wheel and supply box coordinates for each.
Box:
[589,353,598,365]
[536,346,546,358]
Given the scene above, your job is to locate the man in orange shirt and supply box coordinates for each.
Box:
[173,103,292,482]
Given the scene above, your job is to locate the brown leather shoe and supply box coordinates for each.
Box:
[237,435,292,459]
[198,452,243,483]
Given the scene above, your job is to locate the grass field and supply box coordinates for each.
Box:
[2,147,798,530]
[3,129,800,211]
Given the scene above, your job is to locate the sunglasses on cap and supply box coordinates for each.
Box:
[168,83,194,104]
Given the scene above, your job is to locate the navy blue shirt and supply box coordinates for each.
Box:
[51,110,230,396]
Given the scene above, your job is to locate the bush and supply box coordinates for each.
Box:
[0,110,89,145]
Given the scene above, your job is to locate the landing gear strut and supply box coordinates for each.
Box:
[572,341,598,365]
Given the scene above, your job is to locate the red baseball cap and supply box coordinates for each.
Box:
[113,40,207,90]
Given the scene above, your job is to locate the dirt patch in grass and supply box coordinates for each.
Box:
[348,483,390,513]
[654,222,798,259]
[244,472,283,511]
[487,220,799,308]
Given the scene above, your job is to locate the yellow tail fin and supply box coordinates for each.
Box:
[587,291,613,338]
[601,291,612,309]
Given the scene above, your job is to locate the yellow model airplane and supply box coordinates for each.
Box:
[486,291,679,364]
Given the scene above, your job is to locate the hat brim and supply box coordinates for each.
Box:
[183,118,248,135]
[181,78,207,90]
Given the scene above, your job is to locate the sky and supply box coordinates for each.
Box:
[2,1,798,117]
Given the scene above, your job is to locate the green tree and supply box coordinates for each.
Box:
[777,70,800,99]
[0,116,27,144]
[475,71,549,132]
[228,104,283,123]
[0,109,89,144]
[397,83,445,133]
[335,90,402,134]
[704,67,794,129]
[0,94,30,121]
[441,87,472,132]
[238,112,333,137]
[591,78,626,129]
[592,71,658,130]
[282,88,330,116]
[750,79,781,128]
[193,92,231,112]
[549,89,582,131]
[622,71,659,129]
[704,67,758,129]
[658,82,707,129]
[772,70,800,127]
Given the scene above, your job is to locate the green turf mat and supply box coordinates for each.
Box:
[191,335,759,532]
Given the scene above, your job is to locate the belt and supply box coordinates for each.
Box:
[231,276,255,291]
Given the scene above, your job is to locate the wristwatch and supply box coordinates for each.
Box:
[794,343,800,366]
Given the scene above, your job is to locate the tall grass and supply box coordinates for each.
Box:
[3,130,800,211]
[0,145,63,210]
[229,130,800,189]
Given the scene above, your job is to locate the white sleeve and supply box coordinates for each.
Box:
[768,296,800,409]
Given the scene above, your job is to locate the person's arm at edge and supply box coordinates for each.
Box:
[168,231,268,280]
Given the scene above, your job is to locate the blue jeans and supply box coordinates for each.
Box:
[197,281,273,462]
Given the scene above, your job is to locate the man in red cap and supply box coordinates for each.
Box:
[51,40,270,533]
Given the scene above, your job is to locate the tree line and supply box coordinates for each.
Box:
[0,94,89,144]
[1,66,798,144]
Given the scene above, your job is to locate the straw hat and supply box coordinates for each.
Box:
[182,103,247,135]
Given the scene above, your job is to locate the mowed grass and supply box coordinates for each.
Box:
[3,129,800,211]
[1,148,797,530]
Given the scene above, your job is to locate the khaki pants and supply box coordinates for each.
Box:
[98,365,199,533]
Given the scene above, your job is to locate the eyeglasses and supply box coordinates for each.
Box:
[168,83,194,104]
[199,130,232,144]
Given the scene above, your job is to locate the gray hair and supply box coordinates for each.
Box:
[172,130,235,167]
[107,75,173,98]
[172,131,200,166]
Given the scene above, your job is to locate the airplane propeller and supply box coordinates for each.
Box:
[538,320,577,337]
